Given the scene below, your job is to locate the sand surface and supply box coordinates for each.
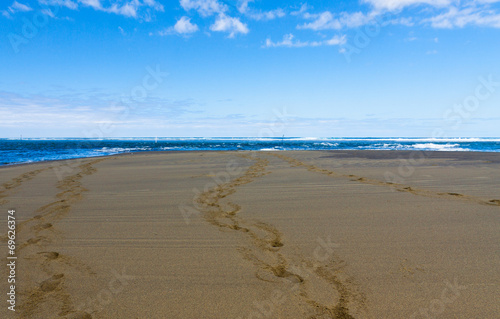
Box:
[0,150,499,318]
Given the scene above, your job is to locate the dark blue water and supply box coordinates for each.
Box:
[1,138,499,166]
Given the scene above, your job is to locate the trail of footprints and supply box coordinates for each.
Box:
[196,153,363,319]
[4,152,495,318]
[1,159,105,318]
[198,152,497,317]
[272,153,500,208]
[0,168,48,206]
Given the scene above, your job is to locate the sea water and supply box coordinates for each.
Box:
[1,137,499,166]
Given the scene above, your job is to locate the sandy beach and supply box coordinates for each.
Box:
[1,150,499,319]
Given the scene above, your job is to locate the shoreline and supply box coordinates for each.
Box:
[0,150,212,169]
[2,148,500,169]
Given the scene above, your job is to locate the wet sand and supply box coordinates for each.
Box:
[1,150,499,318]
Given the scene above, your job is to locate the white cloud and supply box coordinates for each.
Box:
[75,0,165,19]
[293,1,500,30]
[38,0,79,10]
[180,0,227,17]
[425,6,500,28]
[210,13,249,37]
[247,8,285,20]
[159,16,199,36]
[2,1,33,18]
[39,0,164,13]
[175,16,199,33]
[298,11,375,30]
[325,35,347,45]
[386,17,414,26]
[39,0,164,20]
[265,34,297,47]
[11,1,33,12]
[362,0,453,11]
[238,0,285,20]
[143,0,164,11]
[108,2,138,17]
[41,8,56,17]
[299,11,340,29]
[265,33,346,48]
[238,0,252,13]
[79,0,102,10]
[291,3,310,16]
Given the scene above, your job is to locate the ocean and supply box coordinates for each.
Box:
[1,137,499,166]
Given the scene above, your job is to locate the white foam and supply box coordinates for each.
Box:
[259,148,282,151]
[408,143,467,151]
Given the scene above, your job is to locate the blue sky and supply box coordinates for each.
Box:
[1,0,499,137]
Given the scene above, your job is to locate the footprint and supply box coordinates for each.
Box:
[40,274,64,292]
[35,223,53,230]
[38,251,60,260]
[270,239,284,248]
[27,237,43,245]
[268,264,304,283]
[447,193,463,197]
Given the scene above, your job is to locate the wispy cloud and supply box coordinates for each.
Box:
[210,13,249,37]
[246,8,285,21]
[291,3,310,17]
[38,0,79,10]
[264,33,346,48]
[79,0,102,10]
[11,1,32,11]
[180,0,227,17]
[424,6,500,28]
[238,0,285,21]
[291,0,500,32]
[174,0,249,38]
[34,0,165,19]
[298,11,376,30]
[106,0,164,19]
[2,1,32,18]
[109,2,139,18]
[362,0,453,11]
[41,7,55,17]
